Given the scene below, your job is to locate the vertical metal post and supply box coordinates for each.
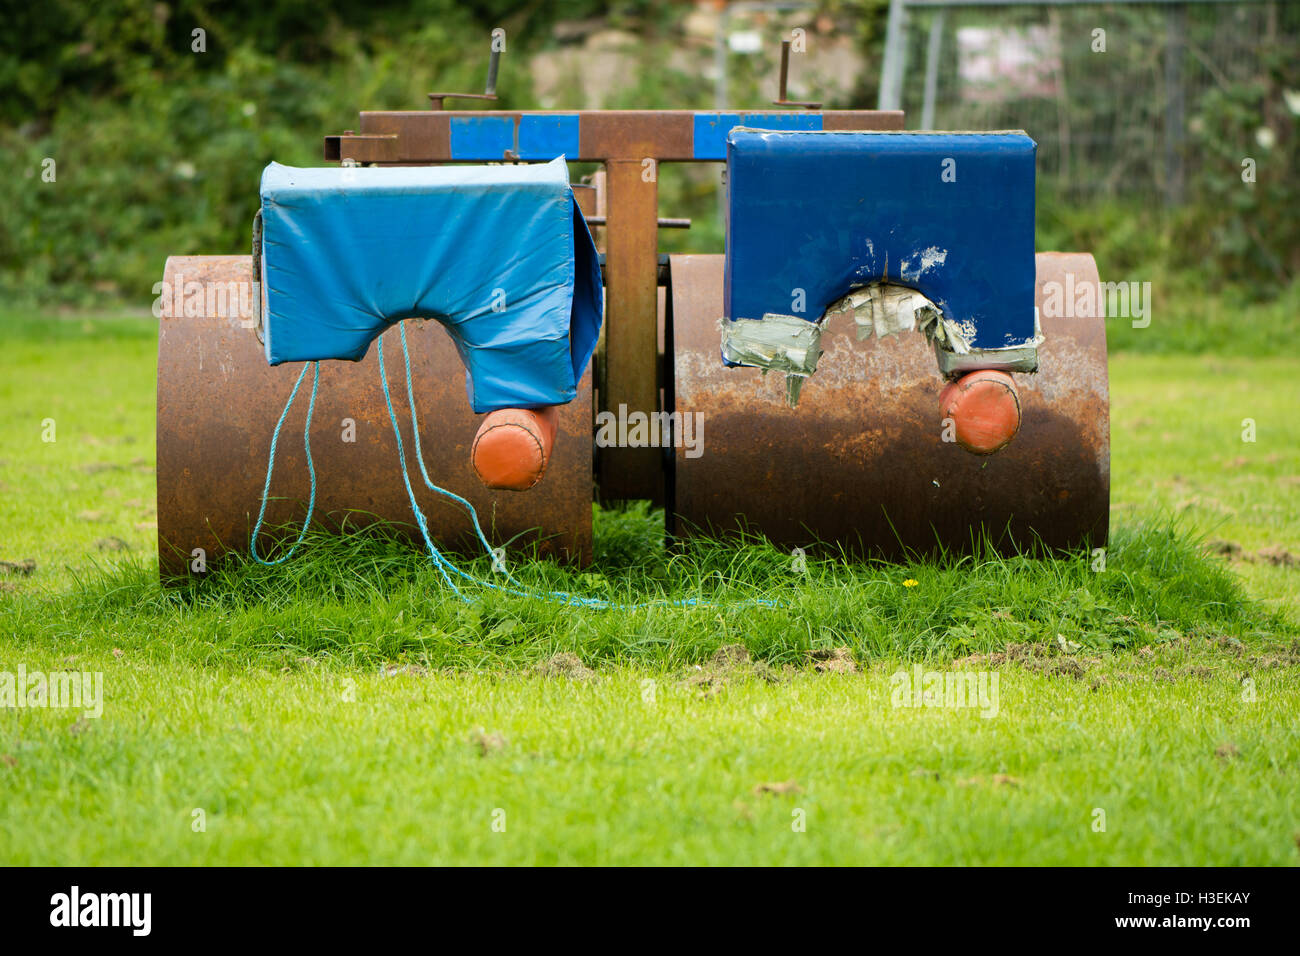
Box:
[715,4,730,229]
[1164,3,1186,206]
[879,0,910,112]
[920,9,946,130]
[601,159,662,503]
[779,40,791,102]
[715,4,729,113]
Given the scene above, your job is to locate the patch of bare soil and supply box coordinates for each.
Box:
[1245,640,1300,670]
[810,646,858,674]
[954,643,1100,681]
[1206,539,1243,559]
[958,774,1021,789]
[534,652,595,681]
[1252,546,1298,567]
[683,645,783,696]
[753,780,802,796]
[468,728,507,756]
[1026,657,1090,681]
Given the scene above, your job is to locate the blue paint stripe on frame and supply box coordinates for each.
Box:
[740,112,824,132]
[693,113,741,160]
[452,112,827,161]
[518,114,580,160]
[693,112,825,159]
[449,115,515,160]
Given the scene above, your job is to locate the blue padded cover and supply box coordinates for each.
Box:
[724,129,1036,352]
[259,158,602,413]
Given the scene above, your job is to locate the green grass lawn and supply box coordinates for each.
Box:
[1110,354,1300,617]
[1,310,1298,865]
[4,656,1296,866]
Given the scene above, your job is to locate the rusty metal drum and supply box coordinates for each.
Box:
[668,252,1109,559]
[155,255,592,579]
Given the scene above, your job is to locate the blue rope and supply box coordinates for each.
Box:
[397,323,523,590]
[377,327,776,611]
[251,361,320,565]
[249,328,776,611]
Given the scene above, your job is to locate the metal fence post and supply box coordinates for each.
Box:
[920,9,947,129]
[879,0,910,112]
[1164,2,1187,205]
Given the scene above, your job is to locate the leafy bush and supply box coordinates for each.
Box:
[0,13,511,305]
[1178,38,1298,296]
[2,0,1295,325]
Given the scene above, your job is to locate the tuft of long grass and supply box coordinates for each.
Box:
[3,503,1289,675]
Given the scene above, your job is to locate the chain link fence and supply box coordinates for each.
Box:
[880,0,1297,202]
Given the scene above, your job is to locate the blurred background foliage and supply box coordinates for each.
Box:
[0,0,1295,335]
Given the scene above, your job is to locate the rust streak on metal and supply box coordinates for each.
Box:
[360,112,450,163]
[331,133,400,164]
[580,111,694,160]
[821,112,905,131]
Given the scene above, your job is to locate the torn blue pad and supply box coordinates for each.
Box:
[259,157,602,413]
[724,129,1036,353]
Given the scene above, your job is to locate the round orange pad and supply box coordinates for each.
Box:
[939,370,1022,455]
[471,406,560,491]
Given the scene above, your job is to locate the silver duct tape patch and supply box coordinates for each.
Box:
[825,282,973,352]
[723,286,1041,402]
[720,313,824,408]
[934,342,1039,376]
[826,282,1042,376]
[938,306,1043,375]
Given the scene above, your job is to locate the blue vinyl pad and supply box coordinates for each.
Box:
[259,158,602,413]
[724,129,1037,352]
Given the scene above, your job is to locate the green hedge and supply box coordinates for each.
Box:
[2,1,1294,352]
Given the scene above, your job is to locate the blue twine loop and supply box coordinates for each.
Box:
[250,324,776,611]
[376,324,775,610]
[251,360,320,565]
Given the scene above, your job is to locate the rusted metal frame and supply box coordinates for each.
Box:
[322,108,905,505]
[601,158,662,502]
[586,216,690,229]
[324,109,905,163]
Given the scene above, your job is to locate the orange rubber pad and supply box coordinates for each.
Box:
[938,370,1022,456]
[471,406,560,491]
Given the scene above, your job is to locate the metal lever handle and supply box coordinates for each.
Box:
[428,34,503,110]
[772,39,821,110]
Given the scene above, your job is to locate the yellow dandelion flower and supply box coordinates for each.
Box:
[903,579,919,588]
